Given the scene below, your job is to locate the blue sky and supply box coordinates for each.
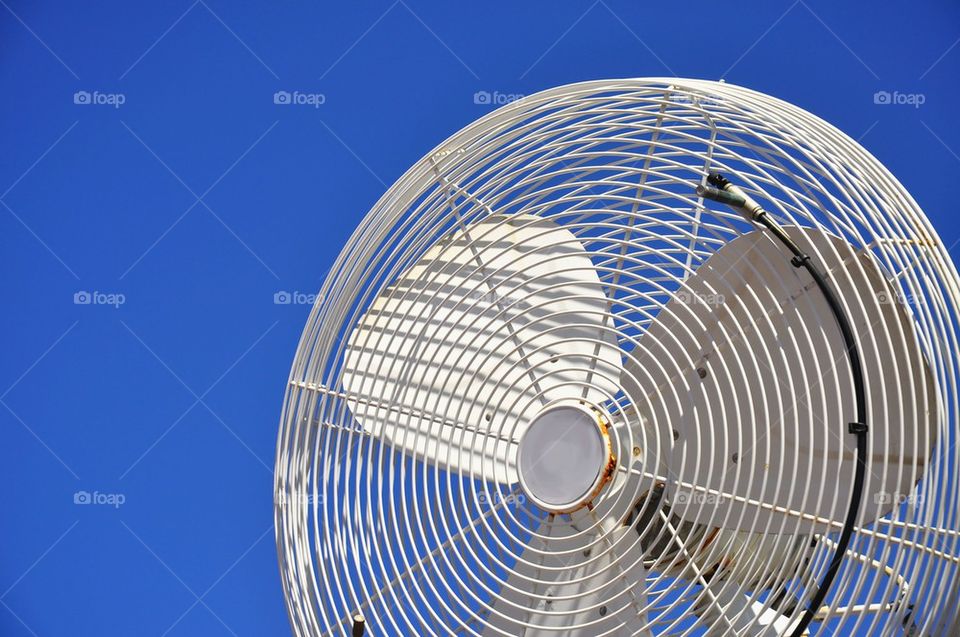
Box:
[1,1,959,635]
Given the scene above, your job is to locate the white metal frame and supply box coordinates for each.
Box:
[275,78,960,636]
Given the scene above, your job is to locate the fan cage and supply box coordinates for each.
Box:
[275,78,960,636]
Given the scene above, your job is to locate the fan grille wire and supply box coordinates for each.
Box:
[276,79,960,636]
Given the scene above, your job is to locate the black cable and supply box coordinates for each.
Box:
[352,614,366,636]
[755,211,869,637]
[699,173,869,637]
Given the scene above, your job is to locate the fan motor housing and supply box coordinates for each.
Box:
[517,404,617,513]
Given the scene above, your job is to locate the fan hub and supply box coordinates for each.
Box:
[517,405,616,513]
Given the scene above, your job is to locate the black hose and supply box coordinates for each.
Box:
[753,212,869,637]
[700,174,869,636]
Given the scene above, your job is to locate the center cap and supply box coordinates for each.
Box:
[517,405,615,513]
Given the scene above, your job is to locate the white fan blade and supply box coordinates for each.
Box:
[343,213,622,484]
[622,226,938,533]
[482,513,651,636]
[695,583,803,637]
[688,529,812,636]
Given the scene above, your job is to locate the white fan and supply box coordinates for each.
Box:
[275,79,960,636]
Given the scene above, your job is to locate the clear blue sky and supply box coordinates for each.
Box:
[1,1,958,635]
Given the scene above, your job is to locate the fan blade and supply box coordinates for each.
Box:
[687,529,812,636]
[482,512,651,636]
[622,226,937,533]
[342,214,622,484]
[694,582,803,637]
